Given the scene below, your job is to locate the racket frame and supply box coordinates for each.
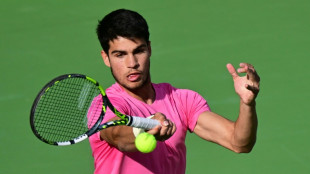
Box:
[30,74,159,146]
[30,74,106,145]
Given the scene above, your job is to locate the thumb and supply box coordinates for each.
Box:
[226,63,239,79]
[146,125,161,135]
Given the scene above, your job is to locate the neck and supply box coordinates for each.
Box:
[121,82,155,105]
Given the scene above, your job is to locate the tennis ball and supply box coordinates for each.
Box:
[135,132,157,153]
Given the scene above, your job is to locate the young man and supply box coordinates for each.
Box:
[88,9,260,174]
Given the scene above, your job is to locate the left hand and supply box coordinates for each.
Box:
[227,63,260,105]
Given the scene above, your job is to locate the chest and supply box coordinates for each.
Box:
[123,95,188,146]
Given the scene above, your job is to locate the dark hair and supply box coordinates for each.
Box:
[96,9,150,54]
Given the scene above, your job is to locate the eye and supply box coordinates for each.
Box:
[114,52,126,58]
[134,48,146,55]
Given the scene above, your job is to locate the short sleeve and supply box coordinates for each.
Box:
[177,89,211,132]
[87,94,130,143]
[87,93,129,129]
[102,95,130,122]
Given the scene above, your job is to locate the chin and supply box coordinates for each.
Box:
[126,82,145,90]
[120,79,148,91]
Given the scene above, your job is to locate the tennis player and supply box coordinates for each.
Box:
[89,9,260,174]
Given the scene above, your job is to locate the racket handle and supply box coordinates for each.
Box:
[129,116,160,130]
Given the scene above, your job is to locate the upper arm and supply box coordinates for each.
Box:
[193,111,236,151]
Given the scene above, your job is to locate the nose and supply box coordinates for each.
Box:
[127,54,139,69]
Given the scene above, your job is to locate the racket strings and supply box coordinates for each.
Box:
[86,95,104,129]
[33,77,102,143]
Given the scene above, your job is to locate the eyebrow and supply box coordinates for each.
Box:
[135,44,148,50]
[110,44,148,55]
[111,50,126,55]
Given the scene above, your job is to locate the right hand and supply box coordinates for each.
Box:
[147,112,176,141]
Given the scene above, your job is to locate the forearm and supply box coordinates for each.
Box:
[100,117,137,152]
[232,101,258,153]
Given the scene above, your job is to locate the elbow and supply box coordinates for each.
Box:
[116,142,137,152]
[117,144,131,152]
[104,137,136,152]
[232,140,256,154]
[110,130,137,152]
[100,129,137,152]
[233,146,254,154]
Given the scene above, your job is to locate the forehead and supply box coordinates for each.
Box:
[108,37,148,52]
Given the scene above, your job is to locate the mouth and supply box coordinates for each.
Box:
[127,72,141,82]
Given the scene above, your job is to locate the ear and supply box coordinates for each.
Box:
[101,50,111,67]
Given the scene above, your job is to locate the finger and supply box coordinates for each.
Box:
[148,126,163,141]
[245,83,260,95]
[146,125,161,135]
[162,120,169,127]
[150,113,170,141]
[159,119,174,141]
[239,62,248,68]
[226,63,239,79]
[171,122,177,135]
[238,63,259,81]
[168,122,176,136]
[245,65,260,82]
[237,63,250,73]
[165,120,173,136]
[152,112,167,125]
[159,120,170,136]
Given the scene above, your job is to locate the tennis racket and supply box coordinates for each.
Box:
[30,74,160,146]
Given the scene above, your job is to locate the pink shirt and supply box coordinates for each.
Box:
[88,83,210,174]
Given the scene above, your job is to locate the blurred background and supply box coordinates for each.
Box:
[1,0,309,173]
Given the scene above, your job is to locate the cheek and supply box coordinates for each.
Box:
[139,55,150,67]
[110,66,123,82]
[143,58,151,70]
[110,60,124,69]
[112,64,123,73]
[111,61,129,78]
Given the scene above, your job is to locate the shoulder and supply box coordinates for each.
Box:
[105,83,128,101]
[153,82,176,92]
[106,83,124,95]
[104,83,130,111]
[153,83,205,104]
[155,83,200,96]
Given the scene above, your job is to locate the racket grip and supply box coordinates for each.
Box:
[129,116,160,130]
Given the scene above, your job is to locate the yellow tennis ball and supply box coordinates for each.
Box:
[135,132,157,153]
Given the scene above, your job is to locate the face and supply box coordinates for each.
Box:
[101,37,152,91]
